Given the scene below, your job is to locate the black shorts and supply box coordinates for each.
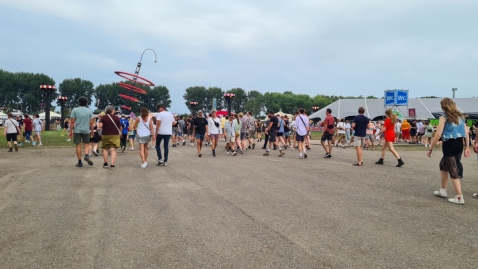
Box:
[6,133,17,142]
[277,132,284,137]
[268,132,277,142]
[296,135,305,142]
[321,132,334,142]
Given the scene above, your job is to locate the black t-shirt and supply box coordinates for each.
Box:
[352,115,369,137]
[284,120,290,132]
[193,117,208,135]
[17,119,23,126]
[187,119,193,130]
[269,116,278,133]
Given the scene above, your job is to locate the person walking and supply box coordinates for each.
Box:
[207,110,221,157]
[428,98,470,204]
[98,106,122,169]
[3,113,21,152]
[352,107,369,166]
[69,97,95,167]
[133,107,154,168]
[321,108,335,158]
[401,119,411,143]
[192,110,208,157]
[90,115,101,157]
[335,118,347,149]
[295,108,309,159]
[263,110,285,157]
[22,113,32,145]
[128,117,136,151]
[394,119,401,143]
[224,115,237,156]
[178,116,186,146]
[234,114,243,154]
[155,104,174,165]
[246,111,256,149]
[32,114,43,146]
[375,109,404,167]
[119,114,129,153]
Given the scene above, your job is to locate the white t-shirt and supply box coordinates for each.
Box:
[33,118,43,132]
[207,117,221,135]
[155,111,174,135]
[395,122,401,133]
[336,122,346,134]
[4,118,19,134]
[345,123,351,132]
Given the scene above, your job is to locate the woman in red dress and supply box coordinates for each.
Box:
[375,109,405,167]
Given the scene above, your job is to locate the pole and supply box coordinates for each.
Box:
[452,88,457,98]
[45,95,51,131]
[227,99,232,117]
[60,101,65,128]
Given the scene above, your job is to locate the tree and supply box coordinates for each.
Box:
[58,78,95,108]
[140,85,171,110]
[206,87,224,111]
[226,88,247,114]
[183,86,208,114]
[244,90,264,117]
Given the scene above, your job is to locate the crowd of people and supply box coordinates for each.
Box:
[3,96,477,205]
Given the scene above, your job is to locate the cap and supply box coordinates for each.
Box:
[198,110,204,113]
[121,114,125,117]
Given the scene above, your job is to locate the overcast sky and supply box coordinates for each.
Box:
[0,0,477,113]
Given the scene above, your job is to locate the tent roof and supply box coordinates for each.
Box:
[39,111,61,118]
[309,98,478,120]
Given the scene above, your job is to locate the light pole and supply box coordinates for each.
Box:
[312,106,320,112]
[190,101,198,116]
[58,96,68,128]
[39,85,55,131]
[452,88,457,98]
[223,93,235,117]
[39,103,45,113]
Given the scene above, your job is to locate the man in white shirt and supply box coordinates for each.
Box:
[207,110,221,157]
[394,119,402,143]
[3,112,21,152]
[345,121,351,142]
[155,104,175,166]
[295,108,309,159]
[335,118,346,148]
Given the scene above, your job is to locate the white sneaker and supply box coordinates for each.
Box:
[448,195,464,205]
[39,143,43,146]
[144,162,148,167]
[141,163,146,168]
[66,139,71,141]
[226,151,230,155]
[434,188,447,198]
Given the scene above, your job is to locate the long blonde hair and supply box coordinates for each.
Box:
[441,97,464,124]
[385,109,397,124]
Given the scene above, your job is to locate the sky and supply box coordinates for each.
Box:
[0,0,477,114]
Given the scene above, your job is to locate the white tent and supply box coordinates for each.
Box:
[309,98,478,120]
[0,111,7,118]
[39,111,61,119]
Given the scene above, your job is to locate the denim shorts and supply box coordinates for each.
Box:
[195,134,205,140]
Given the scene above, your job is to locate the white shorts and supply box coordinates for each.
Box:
[225,136,235,143]
[354,136,366,147]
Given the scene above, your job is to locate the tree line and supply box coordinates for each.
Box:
[0,69,172,115]
[183,86,380,117]
[2,68,387,117]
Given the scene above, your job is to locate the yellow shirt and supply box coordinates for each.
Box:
[220,117,226,128]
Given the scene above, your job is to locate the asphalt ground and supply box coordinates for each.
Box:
[0,141,477,269]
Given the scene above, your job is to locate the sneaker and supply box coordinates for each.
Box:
[66,139,71,142]
[304,153,307,159]
[433,188,447,198]
[163,162,168,166]
[141,163,146,169]
[144,162,148,167]
[122,146,125,153]
[183,141,186,146]
[232,152,237,156]
[240,150,243,154]
[8,148,13,152]
[93,151,99,157]
[76,162,83,167]
[297,155,304,159]
[448,195,464,205]
[263,151,269,156]
[473,193,478,198]
[131,148,134,151]
[32,142,36,147]
[226,150,230,155]
[252,143,255,149]
[110,165,115,170]
[14,144,18,152]
[324,153,331,158]
[18,143,23,147]
[103,162,109,168]
[157,159,164,166]
[278,150,285,157]
[84,156,93,166]
[213,150,216,157]
[176,142,179,145]
[39,143,43,146]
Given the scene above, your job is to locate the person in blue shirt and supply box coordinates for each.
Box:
[276,114,287,149]
[119,114,129,153]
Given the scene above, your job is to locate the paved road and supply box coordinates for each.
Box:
[1,143,477,268]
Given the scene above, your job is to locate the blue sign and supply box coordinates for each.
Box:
[396,90,409,106]
[384,91,396,106]
[213,98,217,110]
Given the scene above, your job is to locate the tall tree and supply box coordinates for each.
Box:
[140,85,171,110]
[183,86,208,114]
[206,87,224,111]
[58,78,95,108]
[244,90,264,117]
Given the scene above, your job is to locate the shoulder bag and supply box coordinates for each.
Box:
[107,114,121,135]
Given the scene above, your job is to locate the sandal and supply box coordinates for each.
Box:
[353,162,363,166]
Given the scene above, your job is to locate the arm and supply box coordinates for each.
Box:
[90,118,95,135]
[428,117,446,156]
[464,125,470,157]
[265,121,273,133]
[70,118,76,135]
[149,120,155,141]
